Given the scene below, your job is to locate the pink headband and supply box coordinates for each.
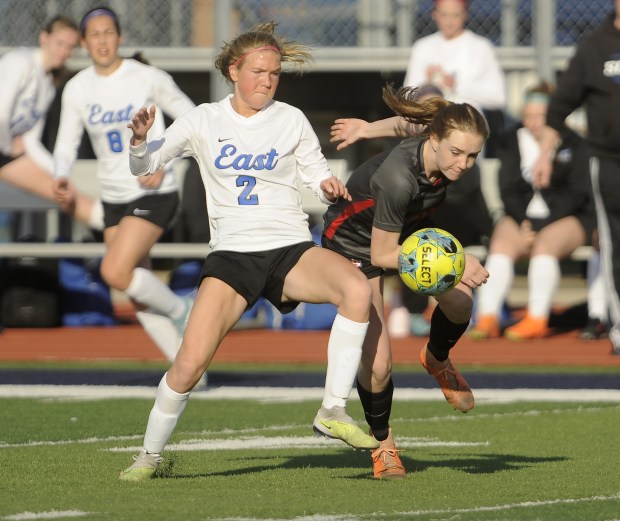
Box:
[232,45,281,68]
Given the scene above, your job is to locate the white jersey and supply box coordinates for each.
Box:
[404,30,506,111]
[53,58,194,203]
[130,96,333,252]
[0,48,55,171]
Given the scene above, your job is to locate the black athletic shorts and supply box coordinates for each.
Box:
[200,241,316,313]
[102,192,179,230]
[321,242,383,280]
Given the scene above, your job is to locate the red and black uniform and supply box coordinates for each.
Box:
[324,136,472,437]
[322,136,449,277]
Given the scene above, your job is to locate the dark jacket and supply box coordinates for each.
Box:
[546,13,620,159]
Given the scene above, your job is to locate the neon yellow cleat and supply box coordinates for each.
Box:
[119,451,163,482]
[313,406,379,449]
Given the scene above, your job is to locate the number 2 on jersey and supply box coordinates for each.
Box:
[236,175,258,205]
[106,130,123,153]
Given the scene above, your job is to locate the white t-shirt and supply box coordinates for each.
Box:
[0,48,56,171]
[130,96,333,252]
[403,30,506,111]
[53,58,194,203]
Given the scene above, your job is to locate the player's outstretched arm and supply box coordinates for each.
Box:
[330,116,415,150]
[129,105,157,145]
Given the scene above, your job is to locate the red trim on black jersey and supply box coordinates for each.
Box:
[324,199,375,240]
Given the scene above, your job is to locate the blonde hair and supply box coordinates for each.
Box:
[215,22,313,83]
[382,84,489,141]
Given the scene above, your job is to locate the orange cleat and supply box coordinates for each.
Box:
[371,429,406,479]
[420,344,474,412]
[504,315,548,341]
[468,314,501,340]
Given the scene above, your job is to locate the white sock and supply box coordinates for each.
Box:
[143,373,190,454]
[476,254,514,316]
[528,255,560,318]
[135,310,180,362]
[322,314,368,409]
[88,199,104,231]
[125,267,186,319]
[586,252,607,321]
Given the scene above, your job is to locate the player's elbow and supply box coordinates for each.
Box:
[370,251,392,270]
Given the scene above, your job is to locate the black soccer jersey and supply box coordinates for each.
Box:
[323,136,449,263]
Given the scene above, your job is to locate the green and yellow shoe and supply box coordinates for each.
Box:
[313,406,379,450]
[119,451,163,482]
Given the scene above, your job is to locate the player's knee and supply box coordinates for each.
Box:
[340,274,372,319]
[99,259,130,290]
[439,295,472,323]
[171,353,205,390]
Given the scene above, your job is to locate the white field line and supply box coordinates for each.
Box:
[0,406,620,450]
[1,385,620,403]
[391,403,620,423]
[368,492,620,519]
[2,405,613,449]
[206,493,620,521]
[2,511,92,520]
[106,435,489,453]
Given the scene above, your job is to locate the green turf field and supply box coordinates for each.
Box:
[0,394,618,521]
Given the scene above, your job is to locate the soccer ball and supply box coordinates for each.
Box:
[398,227,465,296]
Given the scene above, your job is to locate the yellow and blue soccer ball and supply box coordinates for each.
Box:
[398,227,465,296]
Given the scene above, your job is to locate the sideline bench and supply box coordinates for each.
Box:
[0,158,592,263]
[0,241,592,262]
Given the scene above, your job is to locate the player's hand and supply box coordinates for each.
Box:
[320,175,351,202]
[519,219,536,249]
[52,177,76,211]
[128,105,156,144]
[459,253,489,289]
[531,154,553,188]
[330,118,369,151]
[138,168,165,189]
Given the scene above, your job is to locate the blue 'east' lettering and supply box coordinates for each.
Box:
[87,103,135,125]
[215,143,279,171]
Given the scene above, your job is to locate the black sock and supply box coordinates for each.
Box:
[356,377,394,441]
[427,306,470,362]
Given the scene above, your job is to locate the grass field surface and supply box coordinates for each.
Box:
[1,384,619,521]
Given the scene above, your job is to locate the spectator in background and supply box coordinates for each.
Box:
[0,15,103,233]
[403,0,506,157]
[533,2,620,354]
[470,82,595,341]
